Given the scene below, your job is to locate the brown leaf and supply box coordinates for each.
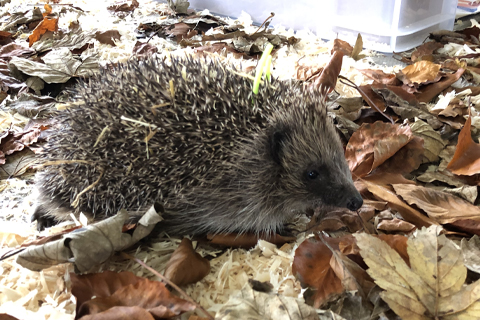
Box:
[166,23,198,42]
[363,180,436,227]
[72,271,195,319]
[0,59,28,92]
[71,271,142,315]
[207,232,295,248]
[132,41,158,57]
[415,68,465,103]
[292,235,351,307]
[411,41,444,62]
[345,121,414,178]
[0,314,20,320]
[359,69,401,86]
[295,64,324,82]
[357,84,387,112]
[377,234,410,265]
[375,136,425,175]
[0,31,13,45]
[400,60,441,84]
[393,184,480,224]
[95,30,121,46]
[315,51,343,94]
[28,17,58,47]
[447,116,480,176]
[0,128,41,164]
[42,4,52,17]
[164,238,210,287]
[0,43,34,59]
[331,38,352,56]
[449,219,480,236]
[108,0,139,12]
[377,218,416,233]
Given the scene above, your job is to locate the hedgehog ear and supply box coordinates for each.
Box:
[269,130,286,165]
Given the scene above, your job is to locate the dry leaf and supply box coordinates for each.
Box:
[332,38,352,56]
[315,51,343,94]
[292,235,351,307]
[10,48,99,84]
[207,233,295,248]
[345,121,414,178]
[401,60,441,84]
[350,34,364,61]
[415,68,465,103]
[357,84,387,113]
[461,235,480,274]
[164,238,210,286]
[447,116,480,175]
[28,17,58,47]
[132,41,158,57]
[377,218,416,233]
[410,119,447,163]
[393,184,480,224]
[359,69,401,86]
[95,30,121,46]
[363,180,436,227]
[17,207,162,272]
[216,283,319,320]
[356,226,480,320]
[411,42,444,62]
[108,0,139,12]
[71,271,195,319]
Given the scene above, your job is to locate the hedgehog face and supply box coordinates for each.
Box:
[267,108,363,215]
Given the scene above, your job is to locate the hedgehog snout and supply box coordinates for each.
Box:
[346,194,363,211]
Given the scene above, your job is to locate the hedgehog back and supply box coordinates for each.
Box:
[39,56,300,218]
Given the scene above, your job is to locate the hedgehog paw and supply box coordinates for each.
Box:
[31,206,57,231]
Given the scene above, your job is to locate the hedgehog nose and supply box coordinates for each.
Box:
[346,195,363,211]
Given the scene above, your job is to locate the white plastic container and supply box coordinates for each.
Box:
[189,0,457,52]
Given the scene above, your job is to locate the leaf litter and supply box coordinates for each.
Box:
[1,0,480,319]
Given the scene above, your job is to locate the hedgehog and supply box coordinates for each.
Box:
[32,55,363,236]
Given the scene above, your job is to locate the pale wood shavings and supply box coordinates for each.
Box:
[0,259,75,319]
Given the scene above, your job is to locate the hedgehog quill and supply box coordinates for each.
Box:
[33,55,363,236]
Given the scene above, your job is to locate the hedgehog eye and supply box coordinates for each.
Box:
[307,170,319,180]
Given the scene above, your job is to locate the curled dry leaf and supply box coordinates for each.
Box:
[16,207,162,273]
[315,50,343,94]
[216,283,319,320]
[356,226,480,320]
[345,121,414,178]
[72,271,195,319]
[164,238,210,287]
[447,117,480,176]
[393,184,480,224]
[350,33,364,61]
[331,38,352,56]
